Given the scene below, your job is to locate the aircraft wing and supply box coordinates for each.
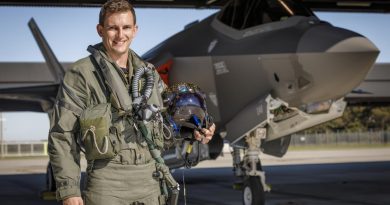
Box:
[0,62,71,112]
[346,63,390,105]
[0,83,58,112]
[1,0,390,12]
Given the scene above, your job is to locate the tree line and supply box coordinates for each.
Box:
[303,106,390,133]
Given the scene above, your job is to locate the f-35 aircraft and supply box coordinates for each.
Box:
[143,1,379,204]
[0,0,385,204]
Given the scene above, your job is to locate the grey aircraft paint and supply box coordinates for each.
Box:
[143,0,379,148]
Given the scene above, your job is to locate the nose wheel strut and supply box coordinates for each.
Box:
[232,128,270,205]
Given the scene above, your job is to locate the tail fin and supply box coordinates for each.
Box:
[28,18,65,83]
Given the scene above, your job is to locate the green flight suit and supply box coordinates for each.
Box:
[48,43,166,205]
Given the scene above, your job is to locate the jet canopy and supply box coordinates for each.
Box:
[218,0,315,30]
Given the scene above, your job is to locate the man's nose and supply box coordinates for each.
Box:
[117,28,124,38]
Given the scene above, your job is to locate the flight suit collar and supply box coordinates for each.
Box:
[92,42,137,83]
[93,43,132,62]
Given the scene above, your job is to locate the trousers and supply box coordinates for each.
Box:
[83,149,163,205]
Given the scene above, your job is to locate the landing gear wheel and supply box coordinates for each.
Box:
[46,162,56,191]
[41,163,57,200]
[242,176,265,205]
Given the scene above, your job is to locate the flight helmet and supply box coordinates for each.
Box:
[163,83,211,138]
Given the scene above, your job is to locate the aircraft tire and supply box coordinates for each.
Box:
[46,162,56,191]
[242,176,265,205]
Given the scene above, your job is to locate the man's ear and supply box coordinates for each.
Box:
[133,25,139,38]
[96,24,104,37]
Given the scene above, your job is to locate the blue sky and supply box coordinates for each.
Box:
[0,6,389,141]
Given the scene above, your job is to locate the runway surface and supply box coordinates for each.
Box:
[0,148,389,205]
[174,161,390,205]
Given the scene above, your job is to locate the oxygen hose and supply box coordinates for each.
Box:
[131,64,179,205]
[131,64,155,101]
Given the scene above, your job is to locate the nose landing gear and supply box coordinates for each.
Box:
[243,176,265,205]
[232,128,270,205]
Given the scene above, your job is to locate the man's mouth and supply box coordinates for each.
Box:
[113,40,126,46]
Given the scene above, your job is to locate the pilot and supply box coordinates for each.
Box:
[48,0,215,205]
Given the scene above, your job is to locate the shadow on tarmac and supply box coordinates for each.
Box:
[0,161,389,205]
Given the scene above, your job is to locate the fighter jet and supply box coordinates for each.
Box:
[141,0,379,204]
[0,0,382,204]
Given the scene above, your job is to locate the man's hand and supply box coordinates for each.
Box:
[63,196,83,205]
[194,123,216,144]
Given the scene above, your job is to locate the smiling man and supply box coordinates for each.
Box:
[97,4,137,68]
[48,0,214,205]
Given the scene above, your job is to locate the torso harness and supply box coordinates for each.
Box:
[87,45,179,205]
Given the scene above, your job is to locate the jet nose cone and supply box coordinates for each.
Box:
[291,26,380,106]
[297,23,379,54]
[326,36,379,54]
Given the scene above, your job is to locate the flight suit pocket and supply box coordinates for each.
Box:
[80,103,120,160]
[150,121,164,150]
[137,121,164,150]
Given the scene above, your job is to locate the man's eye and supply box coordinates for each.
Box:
[106,26,116,30]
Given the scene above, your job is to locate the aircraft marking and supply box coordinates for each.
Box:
[256,103,264,116]
[208,92,218,107]
[208,39,218,53]
[213,61,229,75]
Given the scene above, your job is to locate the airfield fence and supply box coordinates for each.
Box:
[0,131,389,157]
[291,130,390,146]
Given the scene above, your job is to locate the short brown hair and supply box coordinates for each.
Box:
[99,0,136,25]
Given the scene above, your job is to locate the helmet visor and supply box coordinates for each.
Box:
[173,105,206,126]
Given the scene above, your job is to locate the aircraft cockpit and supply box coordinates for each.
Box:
[218,0,315,30]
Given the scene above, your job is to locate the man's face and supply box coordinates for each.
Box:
[97,11,137,59]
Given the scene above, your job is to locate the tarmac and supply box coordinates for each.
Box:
[0,147,389,205]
